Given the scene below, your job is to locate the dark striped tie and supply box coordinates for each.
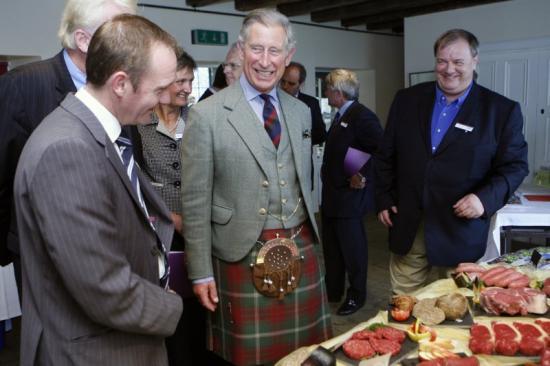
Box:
[115,135,170,288]
[260,94,281,148]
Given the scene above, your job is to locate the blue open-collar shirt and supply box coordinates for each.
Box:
[430,82,472,153]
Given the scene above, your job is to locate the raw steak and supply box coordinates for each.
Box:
[369,337,401,356]
[342,339,375,360]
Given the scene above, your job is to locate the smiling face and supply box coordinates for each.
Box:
[435,39,478,100]
[240,22,295,94]
[166,66,194,108]
[120,43,177,124]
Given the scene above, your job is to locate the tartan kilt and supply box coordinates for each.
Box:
[209,221,333,365]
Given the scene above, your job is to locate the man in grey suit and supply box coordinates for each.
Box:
[181,8,332,366]
[14,15,182,366]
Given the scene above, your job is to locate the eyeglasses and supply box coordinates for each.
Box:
[223,62,241,70]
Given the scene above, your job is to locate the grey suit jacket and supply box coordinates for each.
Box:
[14,94,182,366]
[180,82,318,279]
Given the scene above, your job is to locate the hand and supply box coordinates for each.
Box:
[453,193,484,219]
[193,280,219,312]
[171,213,183,234]
[378,206,398,227]
[349,173,366,189]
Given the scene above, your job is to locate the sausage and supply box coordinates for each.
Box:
[479,266,507,282]
[496,271,526,287]
[507,276,530,288]
[484,268,514,286]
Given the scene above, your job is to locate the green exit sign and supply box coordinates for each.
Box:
[191,29,228,46]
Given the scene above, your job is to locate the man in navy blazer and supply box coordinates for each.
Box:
[375,29,528,294]
[0,0,136,267]
[321,69,383,315]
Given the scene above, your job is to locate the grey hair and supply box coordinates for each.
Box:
[58,0,137,50]
[325,69,359,100]
[434,28,479,58]
[238,8,296,53]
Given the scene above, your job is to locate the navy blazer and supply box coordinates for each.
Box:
[297,92,326,145]
[322,100,383,218]
[375,82,528,266]
[0,51,76,263]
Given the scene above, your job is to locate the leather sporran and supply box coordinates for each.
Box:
[252,237,302,300]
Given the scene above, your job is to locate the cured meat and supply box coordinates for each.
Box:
[369,337,401,356]
[479,287,548,316]
[342,339,375,360]
[375,326,406,343]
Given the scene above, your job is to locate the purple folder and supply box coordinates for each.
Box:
[344,147,371,177]
[168,251,194,299]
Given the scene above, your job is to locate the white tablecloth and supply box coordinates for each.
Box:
[479,186,550,262]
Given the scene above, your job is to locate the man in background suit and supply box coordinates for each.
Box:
[0,0,136,274]
[376,29,528,294]
[321,69,383,315]
[281,61,326,145]
[181,8,332,365]
[14,15,182,365]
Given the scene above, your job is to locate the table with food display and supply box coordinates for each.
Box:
[277,247,550,366]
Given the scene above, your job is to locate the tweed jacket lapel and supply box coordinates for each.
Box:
[224,83,270,177]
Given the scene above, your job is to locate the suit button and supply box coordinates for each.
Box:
[259,208,267,215]
[169,143,177,150]
[280,180,286,186]
[262,180,269,187]
[277,163,283,169]
[174,180,181,187]
[282,198,287,204]
[172,162,180,169]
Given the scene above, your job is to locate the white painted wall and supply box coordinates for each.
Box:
[0,0,403,122]
[404,0,550,85]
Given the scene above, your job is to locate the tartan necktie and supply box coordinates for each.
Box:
[115,135,170,288]
[260,94,281,148]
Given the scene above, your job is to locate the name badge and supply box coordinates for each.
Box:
[455,123,473,132]
[340,122,348,128]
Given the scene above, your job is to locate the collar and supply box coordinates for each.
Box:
[75,88,121,143]
[63,49,86,90]
[239,74,279,104]
[435,82,473,107]
[337,99,354,117]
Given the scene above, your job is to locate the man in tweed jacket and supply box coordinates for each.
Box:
[181,8,332,365]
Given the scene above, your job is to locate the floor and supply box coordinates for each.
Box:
[0,214,393,365]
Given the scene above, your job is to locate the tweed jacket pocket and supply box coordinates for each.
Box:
[211,204,233,225]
